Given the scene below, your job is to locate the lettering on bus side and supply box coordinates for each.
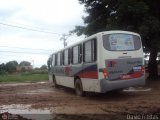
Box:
[64,66,72,75]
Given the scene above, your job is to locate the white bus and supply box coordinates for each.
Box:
[48,31,145,96]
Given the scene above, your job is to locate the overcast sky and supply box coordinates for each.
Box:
[0,0,85,67]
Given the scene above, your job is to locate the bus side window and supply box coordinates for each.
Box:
[83,39,97,63]
[52,54,55,67]
[57,52,61,66]
[68,49,70,64]
[55,54,57,66]
[73,45,79,64]
[60,51,64,65]
[70,48,73,64]
[64,49,69,65]
[47,57,51,69]
[72,44,82,64]
[92,39,97,61]
[78,44,82,63]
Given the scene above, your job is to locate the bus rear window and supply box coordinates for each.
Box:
[103,33,141,51]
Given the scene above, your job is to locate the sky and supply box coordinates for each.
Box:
[0,0,85,67]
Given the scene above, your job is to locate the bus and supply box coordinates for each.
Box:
[47,30,145,96]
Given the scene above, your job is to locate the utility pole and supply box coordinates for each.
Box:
[60,34,71,48]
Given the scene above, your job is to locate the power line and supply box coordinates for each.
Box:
[0,54,49,57]
[0,50,51,55]
[0,22,62,35]
[0,54,30,57]
[0,46,55,52]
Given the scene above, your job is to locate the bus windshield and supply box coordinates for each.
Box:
[103,33,141,51]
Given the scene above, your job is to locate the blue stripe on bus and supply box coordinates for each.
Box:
[75,64,98,76]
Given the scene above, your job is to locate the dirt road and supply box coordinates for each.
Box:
[0,80,160,120]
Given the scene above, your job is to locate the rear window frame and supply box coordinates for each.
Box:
[103,33,141,51]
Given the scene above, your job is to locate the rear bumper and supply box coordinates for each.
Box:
[100,76,145,93]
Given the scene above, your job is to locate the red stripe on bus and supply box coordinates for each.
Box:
[131,72,143,78]
[121,72,143,80]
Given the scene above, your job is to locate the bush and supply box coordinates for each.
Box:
[20,71,32,76]
[31,70,48,74]
[19,70,48,76]
[0,70,7,75]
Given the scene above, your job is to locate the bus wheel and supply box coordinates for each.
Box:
[75,79,85,97]
[53,76,58,88]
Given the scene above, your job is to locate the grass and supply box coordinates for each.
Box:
[0,72,48,83]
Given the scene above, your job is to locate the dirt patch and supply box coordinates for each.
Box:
[0,80,160,119]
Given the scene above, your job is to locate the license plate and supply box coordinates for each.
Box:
[121,74,132,80]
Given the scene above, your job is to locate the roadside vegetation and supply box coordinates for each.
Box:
[0,71,48,83]
[0,60,48,83]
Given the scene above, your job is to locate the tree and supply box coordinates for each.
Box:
[5,60,18,73]
[0,63,6,74]
[73,0,160,79]
[0,63,6,71]
[19,61,31,66]
[40,65,48,70]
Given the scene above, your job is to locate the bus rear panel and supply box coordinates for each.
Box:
[98,31,145,93]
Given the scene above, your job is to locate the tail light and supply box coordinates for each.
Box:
[103,68,108,79]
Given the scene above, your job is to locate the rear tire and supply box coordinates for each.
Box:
[75,78,85,97]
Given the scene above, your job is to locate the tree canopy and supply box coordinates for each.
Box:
[5,61,18,73]
[40,65,48,70]
[0,60,32,74]
[72,0,160,79]
[19,61,31,66]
